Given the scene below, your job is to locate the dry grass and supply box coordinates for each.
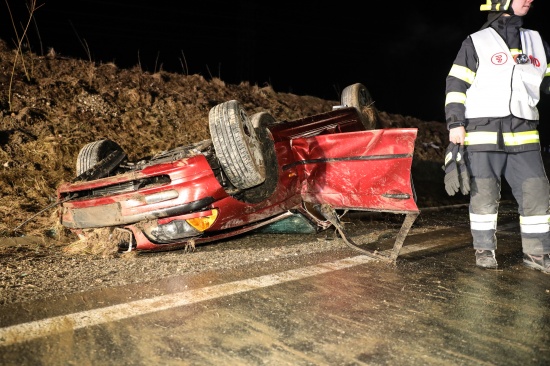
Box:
[5,0,44,111]
[63,227,125,258]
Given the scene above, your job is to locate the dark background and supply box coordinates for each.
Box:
[1,0,550,127]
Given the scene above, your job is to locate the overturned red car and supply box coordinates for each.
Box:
[56,83,419,261]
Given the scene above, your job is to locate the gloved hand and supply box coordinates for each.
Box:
[456,144,470,195]
[443,142,461,196]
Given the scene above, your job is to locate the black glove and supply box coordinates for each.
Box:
[456,144,470,195]
[443,143,461,196]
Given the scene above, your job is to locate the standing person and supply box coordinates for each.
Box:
[444,0,550,273]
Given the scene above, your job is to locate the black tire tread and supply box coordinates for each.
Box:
[236,112,279,203]
[208,100,266,189]
[76,139,123,176]
[341,83,380,130]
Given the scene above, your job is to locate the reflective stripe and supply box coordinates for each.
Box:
[520,215,550,224]
[470,213,498,231]
[444,151,453,166]
[520,215,550,234]
[510,48,522,56]
[546,64,550,77]
[448,64,476,84]
[480,0,511,11]
[502,130,540,145]
[465,130,539,146]
[464,131,498,145]
[480,0,493,11]
[445,92,466,106]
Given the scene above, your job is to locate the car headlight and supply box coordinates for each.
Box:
[148,220,200,241]
[142,210,219,243]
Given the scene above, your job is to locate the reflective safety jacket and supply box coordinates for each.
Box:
[445,15,550,152]
[465,28,546,121]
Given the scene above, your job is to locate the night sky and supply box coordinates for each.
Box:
[2,0,550,125]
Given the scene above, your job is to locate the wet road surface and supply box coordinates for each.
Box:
[1,206,549,365]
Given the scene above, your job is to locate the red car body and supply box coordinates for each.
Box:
[57,90,419,256]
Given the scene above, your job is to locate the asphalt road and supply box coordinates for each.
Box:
[1,204,549,365]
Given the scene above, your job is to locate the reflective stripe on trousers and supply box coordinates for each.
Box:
[520,215,550,234]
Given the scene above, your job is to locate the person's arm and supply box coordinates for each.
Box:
[444,36,478,133]
[539,35,550,95]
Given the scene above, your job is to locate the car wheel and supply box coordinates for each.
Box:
[236,111,279,203]
[76,139,124,176]
[341,83,379,130]
[208,100,266,189]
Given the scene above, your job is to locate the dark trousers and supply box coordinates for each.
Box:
[467,150,550,255]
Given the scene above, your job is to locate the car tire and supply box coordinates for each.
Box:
[208,100,266,189]
[236,111,279,203]
[341,83,379,130]
[76,139,124,176]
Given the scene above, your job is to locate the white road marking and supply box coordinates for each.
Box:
[0,222,519,346]
[0,255,376,346]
